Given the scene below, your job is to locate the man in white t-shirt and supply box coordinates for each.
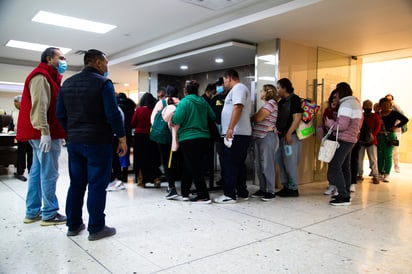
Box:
[214,69,252,204]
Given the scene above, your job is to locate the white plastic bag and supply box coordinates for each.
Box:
[296,120,315,140]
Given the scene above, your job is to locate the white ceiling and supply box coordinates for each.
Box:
[1,0,412,92]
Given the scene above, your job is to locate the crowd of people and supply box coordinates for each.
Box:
[320,88,409,205]
[14,47,409,241]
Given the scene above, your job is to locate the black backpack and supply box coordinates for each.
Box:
[359,119,374,145]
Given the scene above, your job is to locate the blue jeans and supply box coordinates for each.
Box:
[327,141,354,199]
[223,135,251,200]
[66,143,112,233]
[276,134,302,190]
[26,139,62,220]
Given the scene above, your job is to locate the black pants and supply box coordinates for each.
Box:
[17,141,32,175]
[223,135,251,199]
[158,143,181,188]
[134,133,158,183]
[215,138,224,181]
[180,138,210,199]
[350,142,361,186]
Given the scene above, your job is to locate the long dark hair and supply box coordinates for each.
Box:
[335,82,353,99]
[139,93,156,108]
[328,90,337,108]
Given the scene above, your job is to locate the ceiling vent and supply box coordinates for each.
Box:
[181,0,247,11]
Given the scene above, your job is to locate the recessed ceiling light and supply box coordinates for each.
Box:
[123,83,129,87]
[6,40,71,54]
[180,65,188,70]
[32,11,117,34]
[215,58,224,63]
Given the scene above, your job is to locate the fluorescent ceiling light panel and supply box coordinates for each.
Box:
[0,81,24,92]
[32,11,116,34]
[6,40,71,54]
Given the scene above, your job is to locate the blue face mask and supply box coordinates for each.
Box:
[57,60,67,74]
[216,85,224,94]
[104,66,109,77]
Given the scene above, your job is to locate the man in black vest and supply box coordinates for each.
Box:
[57,49,127,241]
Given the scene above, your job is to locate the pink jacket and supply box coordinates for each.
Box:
[326,96,362,143]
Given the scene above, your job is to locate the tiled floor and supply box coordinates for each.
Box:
[1,148,412,273]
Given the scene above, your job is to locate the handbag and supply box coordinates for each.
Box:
[386,138,399,146]
[318,125,340,163]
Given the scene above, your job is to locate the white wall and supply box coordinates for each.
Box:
[362,57,412,163]
[362,58,412,117]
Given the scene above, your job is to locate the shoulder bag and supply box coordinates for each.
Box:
[318,125,340,163]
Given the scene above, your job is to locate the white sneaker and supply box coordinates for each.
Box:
[350,184,356,192]
[383,174,390,182]
[324,185,336,195]
[106,179,125,191]
[213,195,236,204]
[106,180,117,189]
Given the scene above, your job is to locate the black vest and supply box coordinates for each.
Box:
[59,67,113,144]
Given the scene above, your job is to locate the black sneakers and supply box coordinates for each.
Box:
[67,223,86,236]
[251,190,266,198]
[189,196,212,204]
[330,196,351,206]
[276,187,299,197]
[88,226,116,241]
[40,213,67,226]
[14,173,27,181]
[261,192,276,201]
[165,188,179,200]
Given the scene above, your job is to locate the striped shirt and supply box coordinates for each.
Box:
[253,99,278,138]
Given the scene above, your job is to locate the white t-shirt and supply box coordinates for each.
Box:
[221,82,252,136]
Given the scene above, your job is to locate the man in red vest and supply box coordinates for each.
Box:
[17,47,67,226]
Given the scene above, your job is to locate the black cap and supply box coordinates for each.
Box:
[166,84,178,97]
[205,83,216,91]
[215,77,223,85]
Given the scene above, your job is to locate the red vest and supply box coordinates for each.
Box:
[16,62,66,141]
